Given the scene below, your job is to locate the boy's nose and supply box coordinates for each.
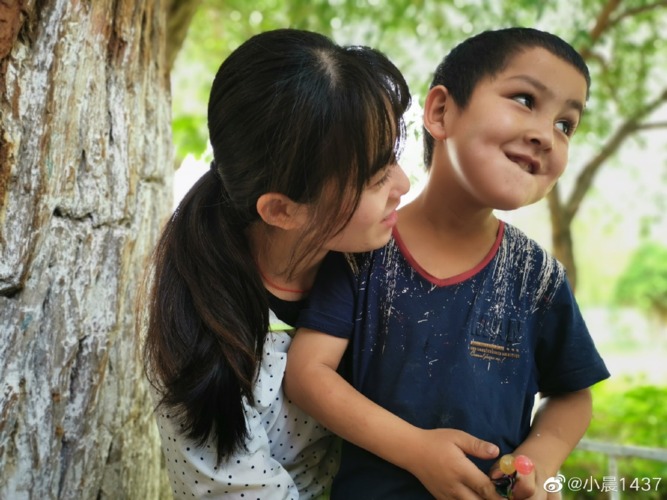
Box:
[525,121,554,150]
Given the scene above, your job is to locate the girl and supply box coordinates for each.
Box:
[142,29,411,499]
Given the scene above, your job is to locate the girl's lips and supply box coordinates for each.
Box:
[382,210,399,227]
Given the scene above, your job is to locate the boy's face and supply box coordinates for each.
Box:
[441,47,587,210]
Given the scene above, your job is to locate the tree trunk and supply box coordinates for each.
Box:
[547,185,578,292]
[1,1,174,498]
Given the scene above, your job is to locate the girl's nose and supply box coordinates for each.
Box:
[392,163,411,197]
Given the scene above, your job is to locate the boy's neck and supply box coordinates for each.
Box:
[396,193,500,280]
[402,182,498,236]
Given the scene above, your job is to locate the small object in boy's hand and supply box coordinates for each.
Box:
[499,454,516,474]
[493,473,516,499]
[492,454,534,498]
[514,454,534,475]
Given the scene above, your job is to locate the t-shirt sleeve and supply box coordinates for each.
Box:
[296,251,357,339]
[536,276,610,394]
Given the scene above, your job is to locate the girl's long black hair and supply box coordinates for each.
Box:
[142,28,410,463]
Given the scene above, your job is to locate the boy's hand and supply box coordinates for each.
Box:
[407,428,501,499]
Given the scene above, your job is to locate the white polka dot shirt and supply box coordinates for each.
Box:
[155,312,340,499]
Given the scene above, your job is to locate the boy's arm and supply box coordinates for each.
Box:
[490,388,592,500]
[285,328,502,500]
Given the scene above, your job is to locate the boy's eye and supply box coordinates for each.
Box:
[512,94,534,108]
[555,120,575,136]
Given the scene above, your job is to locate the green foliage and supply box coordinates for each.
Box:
[562,379,667,499]
[614,242,667,321]
[172,114,209,161]
[589,380,666,448]
[171,0,667,168]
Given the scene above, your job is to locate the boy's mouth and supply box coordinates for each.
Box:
[506,153,539,174]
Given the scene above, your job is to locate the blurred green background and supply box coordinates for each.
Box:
[170,1,667,494]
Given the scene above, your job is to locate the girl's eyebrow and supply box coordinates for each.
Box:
[507,74,584,114]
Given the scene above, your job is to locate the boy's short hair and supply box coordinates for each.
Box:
[423,27,591,168]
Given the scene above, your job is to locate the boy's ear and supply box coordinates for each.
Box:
[423,85,449,140]
[256,193,308,230]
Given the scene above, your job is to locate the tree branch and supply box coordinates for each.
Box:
[166,0,203,73]
[636,121,667,130]
[583,50,609,69]
[579,0,622,59]
[609,0,667,28]
[564,87,667,222]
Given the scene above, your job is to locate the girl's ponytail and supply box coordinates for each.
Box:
[144,169,268,460]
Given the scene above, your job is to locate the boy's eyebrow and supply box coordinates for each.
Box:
[508,75,584,114]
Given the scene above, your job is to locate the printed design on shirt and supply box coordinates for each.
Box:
[467,225,566,365]
[378,239,403,354]
[469,340,520,362]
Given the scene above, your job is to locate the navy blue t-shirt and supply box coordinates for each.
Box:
[297,221,609,499]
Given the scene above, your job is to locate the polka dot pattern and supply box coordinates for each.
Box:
[154,324,340,499]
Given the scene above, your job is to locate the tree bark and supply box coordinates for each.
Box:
[0,1,176,498]
[166,0,203,72]
[547,186,577,291]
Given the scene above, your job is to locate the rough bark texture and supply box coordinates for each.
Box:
[1,0,173,498]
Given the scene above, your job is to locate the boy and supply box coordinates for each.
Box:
[284,28,610,499]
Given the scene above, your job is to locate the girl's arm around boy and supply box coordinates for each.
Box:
[285,329,503,500]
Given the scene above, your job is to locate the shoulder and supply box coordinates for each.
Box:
[501,223,562,269]
[331,238,395,278]
[498,222,567,300]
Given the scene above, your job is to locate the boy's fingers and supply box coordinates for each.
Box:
[457,432,499,459]
[473,478,504,500]
[488,465,503,480]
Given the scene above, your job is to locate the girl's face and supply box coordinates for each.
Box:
[324,163,410,253]
[440,47,587,211]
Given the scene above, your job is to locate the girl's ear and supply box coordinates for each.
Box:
[423,85,449,140]
[256,193,309,230]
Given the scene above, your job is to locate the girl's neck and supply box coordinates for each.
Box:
[247,223,323,300]
[257,266,311,296]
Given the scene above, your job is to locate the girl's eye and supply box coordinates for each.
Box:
[370,164,394,189]
[512,94,534,108]
[373,169,392,188]
[555,120,575,136]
